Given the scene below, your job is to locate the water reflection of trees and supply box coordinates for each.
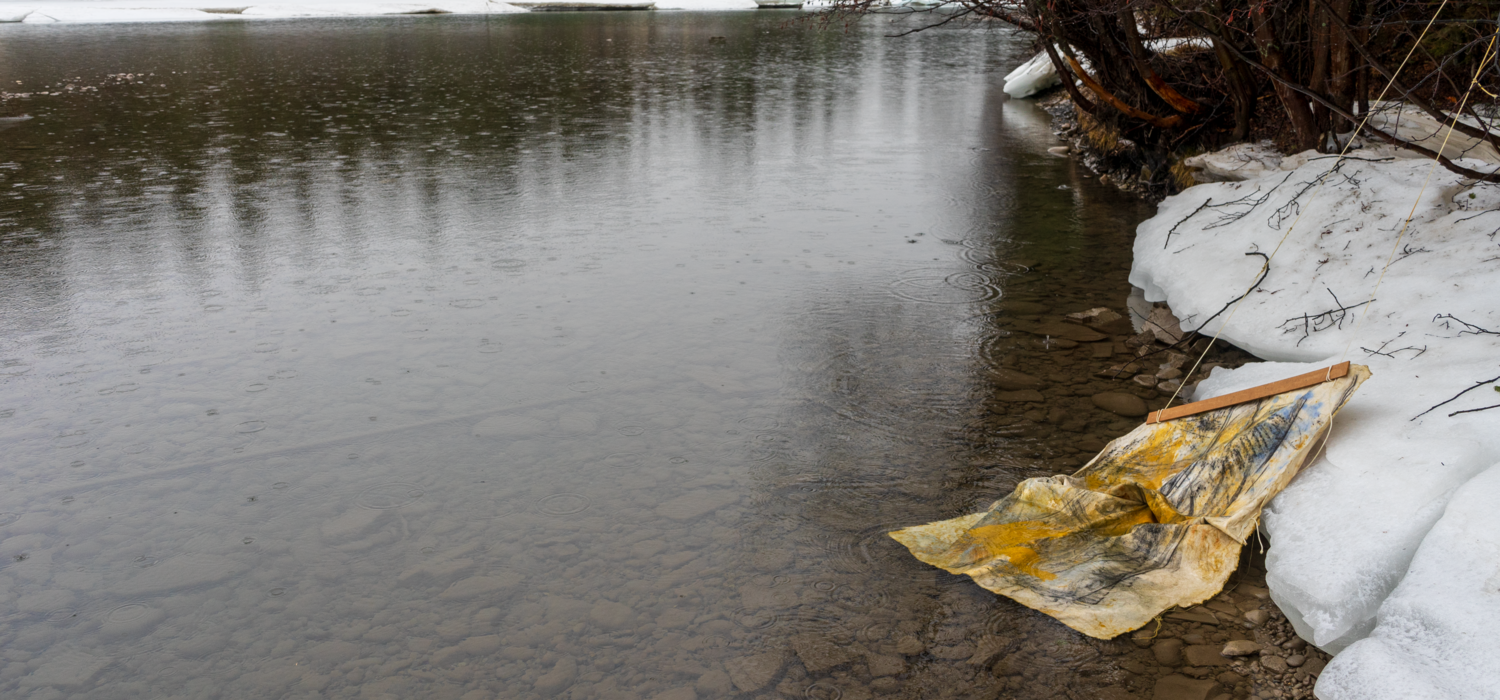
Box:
[0,12,1010,341]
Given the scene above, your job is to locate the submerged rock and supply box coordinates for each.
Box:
[723,651,786,693]
[1220,640,1261,657]
[987,367,1048,390]
[1092,392,1148,417]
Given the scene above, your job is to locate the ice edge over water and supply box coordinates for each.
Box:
[1131,139,1500,699]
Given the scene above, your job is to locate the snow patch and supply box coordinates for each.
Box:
[1134,139,1500,698]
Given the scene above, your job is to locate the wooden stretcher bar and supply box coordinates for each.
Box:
[1147,361,1351,424]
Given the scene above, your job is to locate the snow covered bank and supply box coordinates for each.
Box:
[1132,140,1500,699]
[0,0,767,22]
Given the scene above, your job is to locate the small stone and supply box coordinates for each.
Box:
[1047,145,1070,156]
[308,641,360,665]
[988,368,1047,390]
[1065,307,1130,332]
[866,654,905,677]
[1032,320,1107,342]
[1152,639,1184,666]
[1184,645,1230,667]
[397,557,476,587]
[1133,374,1159,388]
[687,667,734,695]
[656,608,695,629]
[533,658,577,697]
[1234,584,1269,601]
[1165,607,1220,625]
[438,573,523,601]
[930,643,975,660]
[1284,638,1308,651]
[994,390,1045,403]
[1156,368,1183,380]
[651,688,696,700]
[1220,640,1261,657]
[589,601,635,631]
[870,677,899,694]
[1302,656,1327,675]
[1098,362,1142,378]
[895,636,924,656]
[791,635,855,673]
[1243,610,1269,628]
[1215,671,1244,686]
[1285,654,1305,668]
[968,639,1006,668]
[1151,674,1221,700]
[1203,599,1238,616]
[1092,392,1149,417]
[1260,656,1288,674]
[723,653,785,693]
[1144,306,1184,344]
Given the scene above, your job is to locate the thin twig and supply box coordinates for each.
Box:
[1433,313,1500,336]
[1450,403,1500,417]
[1412,375,1500,420]
[1277,288,1373,346]
[1185,252,1271,334]
[1164,198,1213,249]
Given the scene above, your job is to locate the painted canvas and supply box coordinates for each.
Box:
[890,365,1370,638]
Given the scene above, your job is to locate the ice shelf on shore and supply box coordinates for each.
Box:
[1132,138,1500,699]
[0,0,772,22]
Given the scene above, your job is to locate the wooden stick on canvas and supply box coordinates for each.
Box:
[1147,361,1351,423]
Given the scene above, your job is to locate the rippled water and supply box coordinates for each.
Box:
[0,12,1160,700]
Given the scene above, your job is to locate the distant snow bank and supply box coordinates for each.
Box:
[0,0,525,22]
[1133,137,1500,699]
[1003,39,1211,99]
[0,0,769,22]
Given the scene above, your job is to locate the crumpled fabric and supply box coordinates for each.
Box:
[890,365,1369,639]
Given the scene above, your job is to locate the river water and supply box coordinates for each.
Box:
[0,12,1163,700]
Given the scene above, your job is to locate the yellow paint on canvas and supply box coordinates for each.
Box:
[889,365,1369,639]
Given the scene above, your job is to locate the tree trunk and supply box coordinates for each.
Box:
[1325,0,1354,133]
[1308,0,1332,145]
[1253,4,1320,150]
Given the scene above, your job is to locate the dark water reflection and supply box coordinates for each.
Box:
[0,12,1156,700]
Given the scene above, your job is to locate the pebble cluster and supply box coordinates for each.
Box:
[1116,571,1333,700]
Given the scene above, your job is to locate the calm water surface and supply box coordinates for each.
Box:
[0,13,1156,700]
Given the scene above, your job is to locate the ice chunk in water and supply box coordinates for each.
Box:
[1002,51,1060,99]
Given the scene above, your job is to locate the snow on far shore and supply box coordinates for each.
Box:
[0,0,526,22]
[1133,138,1500,699]
[0,0,770,23]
